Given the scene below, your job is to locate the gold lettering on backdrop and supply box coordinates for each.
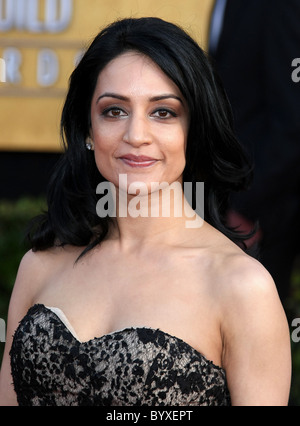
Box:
[0,0,73,33]
[0,56,6,81]
[0,0,80,95]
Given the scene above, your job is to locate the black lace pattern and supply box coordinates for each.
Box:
[10,304,231,406]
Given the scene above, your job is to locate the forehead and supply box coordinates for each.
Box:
[93,52,182,98]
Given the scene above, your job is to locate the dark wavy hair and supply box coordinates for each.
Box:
[28,17,253,258]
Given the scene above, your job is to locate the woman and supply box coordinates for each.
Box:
[0,17,291,406]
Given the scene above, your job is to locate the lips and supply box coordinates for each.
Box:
[119,154,158,168]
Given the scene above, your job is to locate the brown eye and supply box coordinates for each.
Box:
[102,107,127,118]
[158,110,168,117]
[110,109,121,116]
[153,109,177,119]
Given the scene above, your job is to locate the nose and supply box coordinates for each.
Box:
[123,113,152,147]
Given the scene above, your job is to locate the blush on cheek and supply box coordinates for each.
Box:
[94,152,108,179]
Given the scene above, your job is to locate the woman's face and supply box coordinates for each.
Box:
[90,52,189,193]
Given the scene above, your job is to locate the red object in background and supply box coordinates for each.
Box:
[226,210,262,249]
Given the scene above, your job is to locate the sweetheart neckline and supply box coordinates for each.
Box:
[26,303,225,372]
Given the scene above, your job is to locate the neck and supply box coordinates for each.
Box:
[103,180,204,250]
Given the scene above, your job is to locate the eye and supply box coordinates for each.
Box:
[152,108,177,119]
[102,107,127,118]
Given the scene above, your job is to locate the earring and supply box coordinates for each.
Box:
[86,137,94,151]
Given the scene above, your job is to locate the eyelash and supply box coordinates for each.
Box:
[154,108,178,118]
[101,107,178,119]
[101,107,125,117]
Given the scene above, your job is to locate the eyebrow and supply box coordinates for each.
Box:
[96,92,183,104]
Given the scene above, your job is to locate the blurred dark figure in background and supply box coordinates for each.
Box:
[209,0,300,304]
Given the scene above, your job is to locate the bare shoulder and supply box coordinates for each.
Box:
[11,245,76,310]
[192,223,277,302]
[17,247,55,278]
[193,222,279,303]
[210,240,286,327]
[212,245,291,405]
[14,248,58,294]
[215,243,289,332]
[217,248,278,303]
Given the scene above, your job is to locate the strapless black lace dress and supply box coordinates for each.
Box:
[10,304,231,406]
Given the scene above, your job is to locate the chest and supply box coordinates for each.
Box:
[34,248,222,364]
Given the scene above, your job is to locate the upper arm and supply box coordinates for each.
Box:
[0,250,46,406]
[221,257,291,406]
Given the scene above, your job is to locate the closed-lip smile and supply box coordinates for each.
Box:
[119,154,158,168]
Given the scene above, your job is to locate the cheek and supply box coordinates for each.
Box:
[92,123,118,157]
[165,127,187,160]
[91,117,123,150]
[174,128,188,173]
[161,130,186,181]
[92,134,114,179]
[93,139,113,166]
